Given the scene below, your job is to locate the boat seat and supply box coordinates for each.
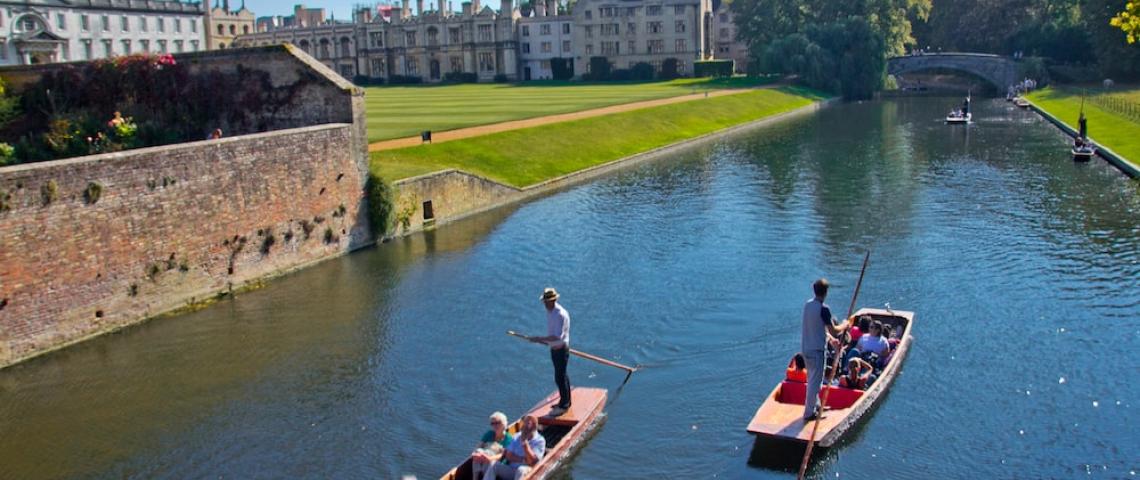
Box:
[777,381,864,409]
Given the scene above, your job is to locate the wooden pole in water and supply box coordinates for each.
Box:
[797,251,871,480]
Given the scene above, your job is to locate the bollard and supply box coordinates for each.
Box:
[421,130,432,144]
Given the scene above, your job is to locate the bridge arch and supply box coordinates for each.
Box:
[887,53,1020,90]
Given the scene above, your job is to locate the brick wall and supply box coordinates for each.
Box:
[0,47,372,368]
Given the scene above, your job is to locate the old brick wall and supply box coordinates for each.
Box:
[393,170,522,233]
[0,47,372,368]
[0,125,368,366]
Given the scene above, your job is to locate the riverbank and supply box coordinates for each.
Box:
[1026,86,1140,177]
[364,76,776,142]
[371,86,827,186]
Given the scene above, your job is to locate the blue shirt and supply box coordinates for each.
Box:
[802,297,835,353]
[505,431,545,465]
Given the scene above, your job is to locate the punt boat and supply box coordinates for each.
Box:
[442,387,607,480]
[1072,141,1096,162]
[746,307,915,449]
[945,111,971,124]
[1014,97,1031,108]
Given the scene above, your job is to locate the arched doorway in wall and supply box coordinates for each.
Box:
[298,39,311,55]
[430,58,441,81]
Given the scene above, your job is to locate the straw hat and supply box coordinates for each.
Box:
[540,288,560,302]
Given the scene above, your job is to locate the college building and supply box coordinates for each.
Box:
[233,0,747,83]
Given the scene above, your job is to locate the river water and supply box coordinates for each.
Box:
[2,97,1138,479]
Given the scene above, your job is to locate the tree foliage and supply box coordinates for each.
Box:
[761,18,887,99]
[732,0,931,56]
[1110,1,1140,43]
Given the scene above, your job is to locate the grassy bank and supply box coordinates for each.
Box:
[1027,86,1140,167]
[364,76,776,142]
[371,86,827,187]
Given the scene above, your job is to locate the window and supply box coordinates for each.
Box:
[121,40,132,54]
[81,15,89,31]
[217,24,224,36]
[140,16,148,32]
[243,25,249,34]
[675,39,686,52]
[584,25,592,38]
[406,57,419,75]
[477,24,491,42]
[522,25,529,36]
[339,65,354,78]
[449,28,460,44]
[405,31,416,47]
[191,19,197,33]
[675,20,685,33]
[521,42,530,53]
[140,39,150,52]
[541,24,550,35]
[479,52,494,71]
[648,21,662,34]
[562,40,570,52]
[319,39,330,58]
[541,59,550,70]
[628,40,635,53]
[647,5,662,16]
[601,24,618,36]
[449,56,462,72]
[584,10,591,19]
[719,28,729,39]
[157,40,167,53]
[174,40,183,52]
[371,32,384,47]
[648,39,663,53]
[341,37,352,56]
[56,13,66,30]
[371,57,386,76]
[627,22,636,34]
[427,27,438,46]
[229,24,235,35]
[121,15,129,31]
[102,40,112,57]
[541,41,551,53]
[584,44,593,55]
[190,40,199,51]
[626,7,637,16]
[82,40,92,59]
[174,18,181,33]
[562,23,570,34]
[674,5,686,14]
[60,44,69,61]
[19,16,41,33]
[601,41,618,55]
[157,18,165,32]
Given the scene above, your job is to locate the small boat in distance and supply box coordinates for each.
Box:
[441,387,607,480]
[1014,97,1031,108]
[946,94,972,124]
[1072,100,1096,162]
[747,308,915,450]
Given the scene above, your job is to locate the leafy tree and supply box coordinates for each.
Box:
[760,18,886,99]
[732,0,930,56]
[1110,2,1140,43]
[1086,0,1140,79]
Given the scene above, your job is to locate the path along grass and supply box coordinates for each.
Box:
[364,76,775,142]
[1027,86,1140,167]
[371,86,827,187]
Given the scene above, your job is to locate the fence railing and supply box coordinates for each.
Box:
[1087,93,1140,123]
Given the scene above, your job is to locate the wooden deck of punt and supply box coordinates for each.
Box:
[746,308,915,449]
[441,387,607,480]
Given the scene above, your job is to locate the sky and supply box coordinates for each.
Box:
[238,1,364,20]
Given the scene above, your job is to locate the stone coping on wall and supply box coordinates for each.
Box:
[0,123,354,174]
[1027,100,1140,178]
[391,98,835,236]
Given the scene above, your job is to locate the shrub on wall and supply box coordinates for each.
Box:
[551,58,574,80]
[365,173,395,238]
[586,57,613,80]
[493,74,510,83]
[631,62,655,81]
[660,58,681,79]
[388,75,424,84]
[694,60,735,78]
[444,72,479,83]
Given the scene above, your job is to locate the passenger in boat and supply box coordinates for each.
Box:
[839,357,876,390]
[484,415,545,480]
[801,278,853,421]
[786,353,808,383]
[855,320,891,358]
[537,288,572,415]
[471,411,514,480]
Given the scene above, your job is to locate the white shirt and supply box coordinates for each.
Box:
[546,303,570,350]
[857,334,889,355]
[506,431,546,465]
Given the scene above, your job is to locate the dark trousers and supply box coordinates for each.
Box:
[550,347,571,407]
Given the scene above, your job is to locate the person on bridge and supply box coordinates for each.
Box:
[536,288,572,415]
[802,279,853,422]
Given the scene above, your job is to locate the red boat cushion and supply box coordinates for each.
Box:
[777,381,864,409]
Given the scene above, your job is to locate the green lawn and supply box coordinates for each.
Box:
[364,77,777,142]
[1028,86,1140,167]
[371,86,827,187]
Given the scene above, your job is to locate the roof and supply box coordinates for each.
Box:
[0,0,206,14]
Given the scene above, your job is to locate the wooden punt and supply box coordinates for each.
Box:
[1072,144,1096,162]
[1015,98,1031,108]
[442,387,607,480]
[746,307,915,449]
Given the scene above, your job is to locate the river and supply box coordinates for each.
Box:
[1,97,1138,479]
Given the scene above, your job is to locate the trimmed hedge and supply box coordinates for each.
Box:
[694,60,735,78]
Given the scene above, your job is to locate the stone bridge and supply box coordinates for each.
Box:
[887,53,1020,90]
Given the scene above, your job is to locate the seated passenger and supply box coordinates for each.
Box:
[839,357,876,390]
[786,353,807,383]
[471,411,514,480]
[484,415,545,480]
[855,320,891,358]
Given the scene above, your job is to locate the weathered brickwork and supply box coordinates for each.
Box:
[0,46,371,368]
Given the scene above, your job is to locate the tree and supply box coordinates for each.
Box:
[1111,2,1140,43]
[732,0,930,56]
[760,18,887,99]
[587,56,612,80]
[1086,0,1140,79]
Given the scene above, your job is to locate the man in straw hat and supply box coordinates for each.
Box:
[534,287,571,415]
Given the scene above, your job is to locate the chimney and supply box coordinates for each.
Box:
[449,1,454,16]
[462,1,472,15]
[549,0,557,15]
[417,0,425,15]
[501,0,513,14]
[473,0,481,14]
[535,0,545,16]
[402,0,411,18]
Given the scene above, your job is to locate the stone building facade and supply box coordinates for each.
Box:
[517,1,571,80]
[0,0,206,66]
[571,0,711,77]
[205,0,254,49]
[236,0,519,82]
[710,0,746,72]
